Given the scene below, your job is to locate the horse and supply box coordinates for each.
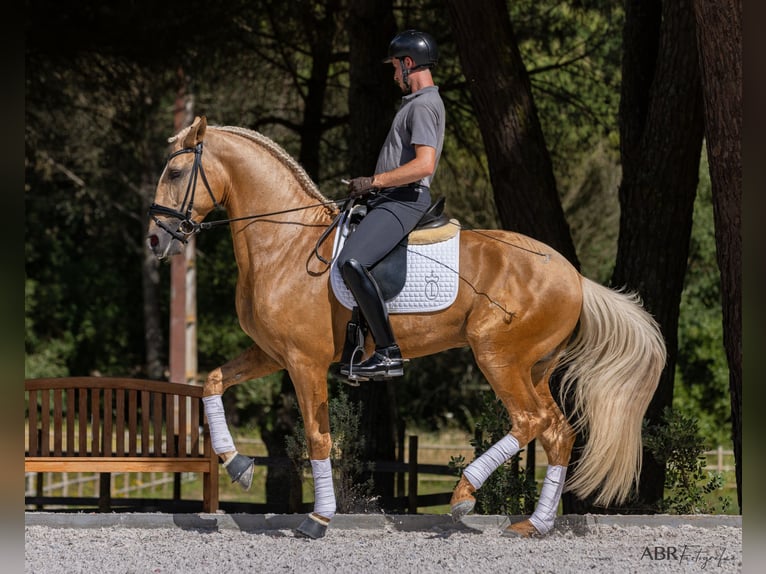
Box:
[147,116,666,539]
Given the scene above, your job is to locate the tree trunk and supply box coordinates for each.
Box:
[692,0,742,511]
[346,0,399,508]
[444,0,578,266]
[611,0,704,512]
[297,0,342,181]
[348,0,398,176]
[141,178,164,380]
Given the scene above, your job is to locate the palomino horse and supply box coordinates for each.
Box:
[147,116,666,539]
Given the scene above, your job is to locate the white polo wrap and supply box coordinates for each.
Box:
[463,434,520,489]
[202,395,236,454]
[528,465,567,534]
[311,458,337,518]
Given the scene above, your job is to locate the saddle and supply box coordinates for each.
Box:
[329,196,460,373]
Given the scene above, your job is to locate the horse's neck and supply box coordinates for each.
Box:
[209,130,334,274]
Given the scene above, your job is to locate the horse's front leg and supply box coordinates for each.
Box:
[289,362,336,539]
[202,344,282,489]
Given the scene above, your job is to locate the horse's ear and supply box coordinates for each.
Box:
[182,116,207,148]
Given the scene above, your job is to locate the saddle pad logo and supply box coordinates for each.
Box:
[330,227,460,314]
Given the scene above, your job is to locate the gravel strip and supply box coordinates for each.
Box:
[25,514,742,573]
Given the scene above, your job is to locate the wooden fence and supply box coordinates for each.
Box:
[25,431,735,514]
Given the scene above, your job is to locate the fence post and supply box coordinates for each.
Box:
[98,472,111,512]
[408,435,418,514]
[173,434,182,503]
[397,424,405,513]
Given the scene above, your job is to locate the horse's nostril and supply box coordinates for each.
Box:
[149,235,159,248]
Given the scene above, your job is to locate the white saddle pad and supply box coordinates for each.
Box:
[330,210,460,314]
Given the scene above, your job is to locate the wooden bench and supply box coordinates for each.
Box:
[25,377,219,512]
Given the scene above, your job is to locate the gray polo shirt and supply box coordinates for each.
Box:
[374,85,445,188]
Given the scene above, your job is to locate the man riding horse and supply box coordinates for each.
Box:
[338,29,445,381]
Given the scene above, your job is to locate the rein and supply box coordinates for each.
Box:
[148,142,346,244]
[149,142,549,263]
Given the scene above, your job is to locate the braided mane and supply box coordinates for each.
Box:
[169,123,337,217]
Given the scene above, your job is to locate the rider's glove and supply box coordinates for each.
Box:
[348,176,377,198]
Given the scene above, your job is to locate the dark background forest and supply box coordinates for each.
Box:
[25,0,741,514]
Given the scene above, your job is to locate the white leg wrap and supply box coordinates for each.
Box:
[528,465,567,535]
[202,395,236,455]
[310,458,336,518]
[463,434,520,489]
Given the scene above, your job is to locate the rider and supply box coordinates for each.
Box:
[338,29,445,380]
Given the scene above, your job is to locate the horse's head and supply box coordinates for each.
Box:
[147,115,221,259]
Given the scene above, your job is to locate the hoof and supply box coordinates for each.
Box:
[450,499,475,522]
[502,519,541,538]
[295,513,331,539]
[224,453,254,490]
[449,475,476,522]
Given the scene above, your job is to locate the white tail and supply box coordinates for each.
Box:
[558,277,666,505]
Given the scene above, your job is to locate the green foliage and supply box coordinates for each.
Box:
[513,1,623,191]
[449,393,537,515]
[25,278,73,378]
[643,407,729,514]
[674,152,731,447]
[286,386,378,513]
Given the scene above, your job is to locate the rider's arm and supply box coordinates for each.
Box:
[371,144,436,189]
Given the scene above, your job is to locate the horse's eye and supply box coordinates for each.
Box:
[168,169,183,180]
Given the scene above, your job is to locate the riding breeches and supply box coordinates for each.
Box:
[336,186,431,269]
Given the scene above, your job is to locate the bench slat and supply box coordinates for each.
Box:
[104,388,113,457]
[41,389,50,456]
[153,392,162,455]
[91,388,101,455]
[178,395,187,458]
[66,389,75,456]
[53,389,63,456]
[28,389,38,455]
[129,390,137,456]
[79,388,88,455]
[141,390,150,455]
[116,389,125,456]
[25,457,213,473]
[166,393,175,457]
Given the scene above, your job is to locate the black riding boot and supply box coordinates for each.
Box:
[339,259,404,379]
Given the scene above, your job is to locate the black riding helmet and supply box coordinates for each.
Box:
[384,30,438,69]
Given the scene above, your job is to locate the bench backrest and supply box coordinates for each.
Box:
[26,377,207,459]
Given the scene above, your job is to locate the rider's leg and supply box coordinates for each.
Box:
[339,258,403,378]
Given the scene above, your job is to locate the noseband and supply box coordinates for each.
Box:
[148,142,220,243]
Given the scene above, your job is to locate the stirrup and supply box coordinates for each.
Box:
[338,338,368,385]
[341,346,405,381]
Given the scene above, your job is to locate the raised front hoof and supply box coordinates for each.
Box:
[224,453,255,490]
[295,513,331,539]
[449,475,476,522]
[502,519,542,538]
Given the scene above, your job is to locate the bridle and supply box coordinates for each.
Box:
[148,142,220,244]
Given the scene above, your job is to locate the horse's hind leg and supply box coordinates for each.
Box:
[450,359,551,521]
[504,365,575,538]
[202,344,282,489]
